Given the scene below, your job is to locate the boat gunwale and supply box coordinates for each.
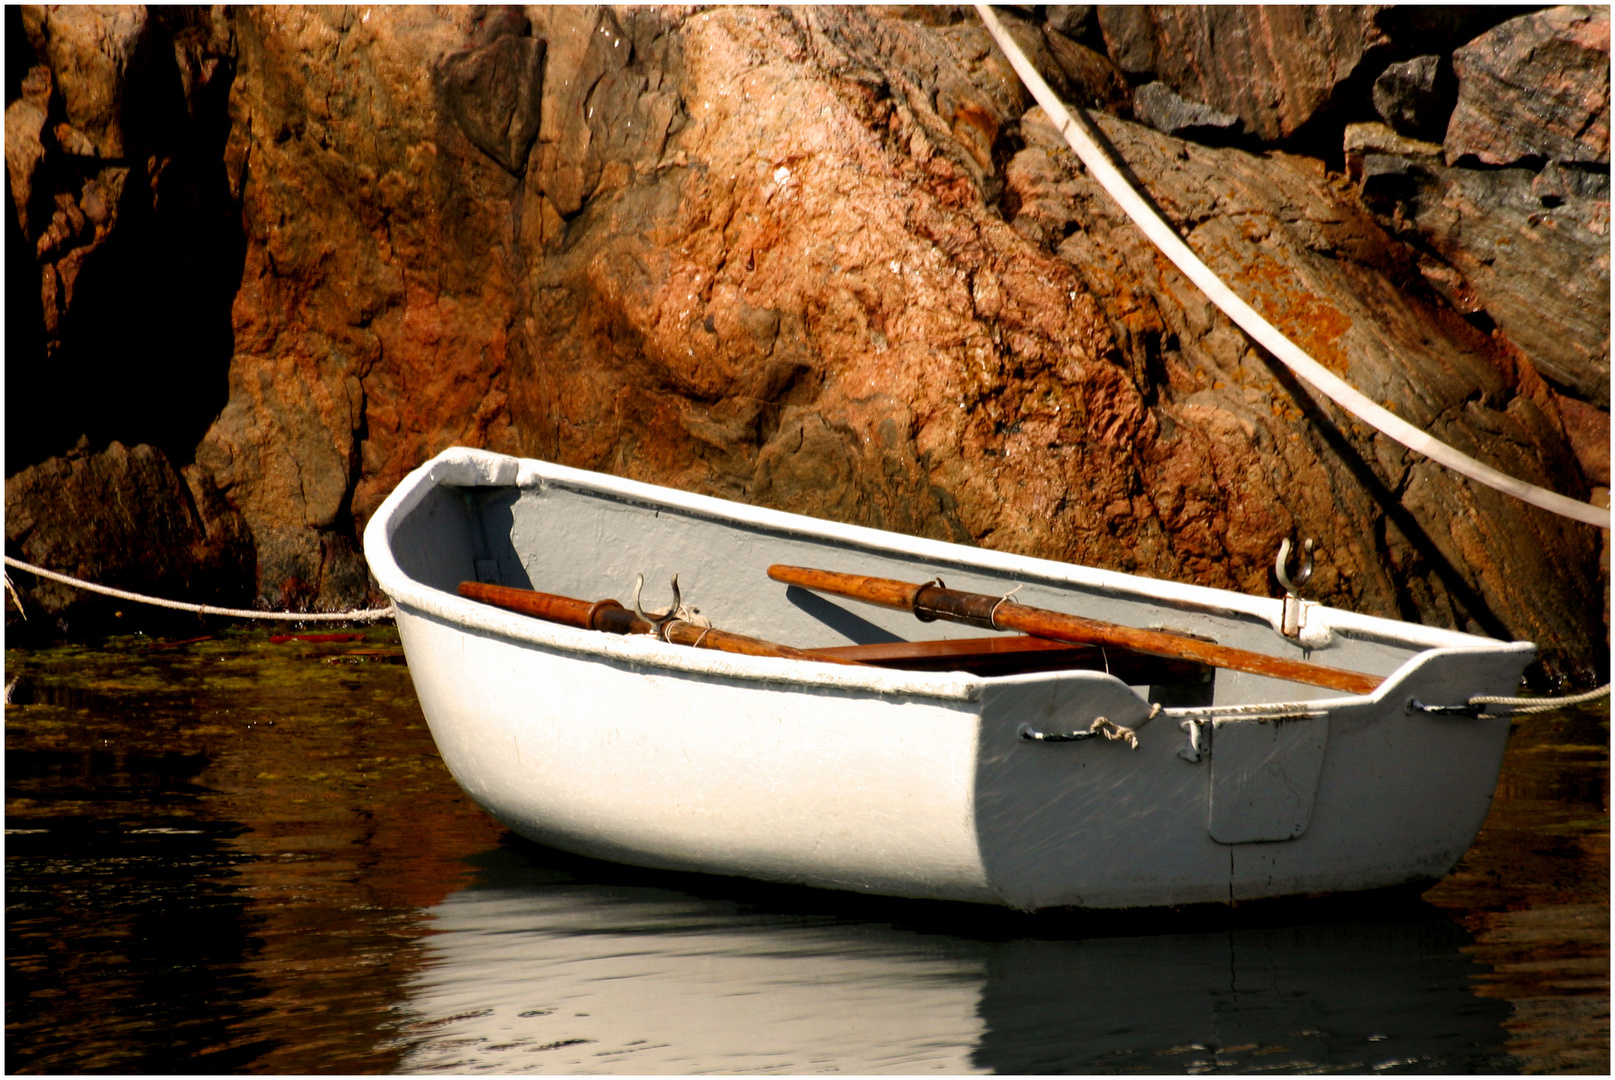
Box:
[364,447,1532,706]
[508,456,1517,654]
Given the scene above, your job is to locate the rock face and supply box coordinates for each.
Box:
[1444,6,1611,167]
[5,5,1608,680]
[4,440,255,634]
[1347,8,1611,413]
[1372,55,1455,143]
[1360,160,1610,403]
[1132,81,1242,141]
[1095,6,1534,146]
[1009,105,1601,668]
[1096,5,1390,142]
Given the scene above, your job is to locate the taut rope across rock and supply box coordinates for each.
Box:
[976,4,1610,530]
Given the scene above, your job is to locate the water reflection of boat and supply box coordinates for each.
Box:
[365,447,1530,910]
[393,845,1510,1074]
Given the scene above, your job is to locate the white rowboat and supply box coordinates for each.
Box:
[363,447,1529,910]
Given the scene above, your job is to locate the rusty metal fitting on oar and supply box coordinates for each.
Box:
[912,578,947,623]
[585,598,647,635]
[912,577,1001,630]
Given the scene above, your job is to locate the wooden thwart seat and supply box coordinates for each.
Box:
[805,635,1210,682]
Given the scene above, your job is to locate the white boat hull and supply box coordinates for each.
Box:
[366,448,1528,910]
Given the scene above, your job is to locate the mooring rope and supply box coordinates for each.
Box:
[1471,684,1611,718]
[975,5,1609,530]
[4,555,395,623]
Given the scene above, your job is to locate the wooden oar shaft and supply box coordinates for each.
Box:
[458,581,862,665]
[768,565,1382,695]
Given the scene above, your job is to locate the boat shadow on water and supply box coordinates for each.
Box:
[392,837,1511,1075]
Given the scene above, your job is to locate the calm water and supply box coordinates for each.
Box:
[4,629,1608,1073]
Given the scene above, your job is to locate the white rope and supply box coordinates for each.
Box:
[1471,684,1610,717]
[3,555,395,623]
[975,5,1609,530]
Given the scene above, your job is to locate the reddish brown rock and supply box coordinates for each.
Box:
[1096,5,1391,142]
[4,440,255,632]
[1342,121,1443,185]
[4,65,52,233]
[1010,105,1602,673]
[1556,395,1611,487]
[182,5,1605,679]
[1445,6,1611,168]
[15,5,150,338]
[1093,6,1533,147]
[5,6,1607,679]
[17,5,147,159]
[1041,24,1130,114]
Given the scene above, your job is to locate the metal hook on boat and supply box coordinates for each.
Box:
[1018,716,1139,749]
[1275,537,1314,640]
[633,573,682,639]
[1405,696,1483,718]
[1275,537,1314,594]
[1177,718,1210,763]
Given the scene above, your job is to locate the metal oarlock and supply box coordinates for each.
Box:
[632,573,712,641]
[633,573,682,640]
[1275,537,1315,640]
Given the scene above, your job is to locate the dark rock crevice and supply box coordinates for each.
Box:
[6,6,243,474]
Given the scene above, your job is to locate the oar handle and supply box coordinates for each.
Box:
[458,581,863,665]
[459,581,646,634]
[768,564,1382,695]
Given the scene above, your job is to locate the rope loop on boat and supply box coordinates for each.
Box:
[3,555,396,623]
[1407,684,1610,719]
[1020,703,1159,749]
[974,4,1609,530]
[1019,715,1140,748]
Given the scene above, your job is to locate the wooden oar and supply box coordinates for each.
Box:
[767,565,1383,695]
[458,581,863,665]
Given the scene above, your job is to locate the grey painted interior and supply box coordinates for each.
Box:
[391,478,1434,708]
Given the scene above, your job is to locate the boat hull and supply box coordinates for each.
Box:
[367,448,1528,910]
